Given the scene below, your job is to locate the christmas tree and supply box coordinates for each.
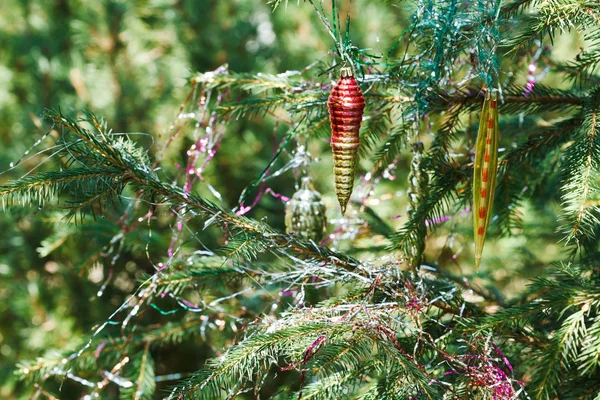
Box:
[2,0,600,399]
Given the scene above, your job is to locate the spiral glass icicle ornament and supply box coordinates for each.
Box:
[328,67,365,215]
[407,142,429,267]
[285,176,327,242]
[473,91,499,270]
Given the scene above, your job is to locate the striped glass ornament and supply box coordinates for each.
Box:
[473,92,499,270]
[328,67,365,215]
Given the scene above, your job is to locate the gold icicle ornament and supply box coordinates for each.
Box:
[327,67,365,215]
[473,91,499,270]
[285,176,327,242]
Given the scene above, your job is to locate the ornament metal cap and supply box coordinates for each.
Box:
[340,66,353,77]
[300,176,312,190]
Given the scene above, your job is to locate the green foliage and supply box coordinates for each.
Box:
[2,0,600,399]
[120,347,155,400]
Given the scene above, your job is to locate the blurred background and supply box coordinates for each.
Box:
[0,1,405,398]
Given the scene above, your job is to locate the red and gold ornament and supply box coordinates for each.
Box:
[328,67,365,215]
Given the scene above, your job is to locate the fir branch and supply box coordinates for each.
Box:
[577,317,600,376]
[529,308,588,400]
[500,0,537,18]
[306,338,373,376]
[151,259,247,296]
[42,111,364,273]
[501,117,582,166]
[191,70,295,94]
[0,168,127,208]
[429,85,586,113]
[120,345,155,400]
[173,323,352,399]
[372,117,416,167]
[375,340,439,399]
[141,318,213,347]
[460,302,543,338]
[219,232,270,261]
[558,95,600,248]
[218,94,325,118]
[501,2,600,51]
[495,117,582,235]
[387,161,467,254]
[18,317,210,383]
[298,370,364,400]
[360,205,395,237]
[137,179,363,272]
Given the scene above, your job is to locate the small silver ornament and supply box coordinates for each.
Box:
[285,176,327,242]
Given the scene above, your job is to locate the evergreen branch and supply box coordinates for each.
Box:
[375,340,439,399]
[141,319,212,347]
[387,161,466,253]
[120,345,155,400]
[298,370,364,400]
[218,94,325,118]
[43,111,363,273]
[360,205,395,237]
[45,111,124,167]
[530,308,587,400]
[295,339,379,399]
[306,339,373,376]
[173,323,352,399]
[136,177,362,272]
[306,113,332,139]
[495,117,582,235]
[151,259,248,296]
[428,85,585,113]
[135,176,360,271]
[501,117,582,166]
[217,82,584,131]
[577,317,600,376]
[357,106,395,158]
[220,232,269,261]
[0,168,127,208]
[372,118,416,167]
[18,317,208,382]
[426,99,465,168]
[192,70,294,93]
[501,2,600,51]
[460,302,543,337]
[500,0,537,17]
[558,97,600,248]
